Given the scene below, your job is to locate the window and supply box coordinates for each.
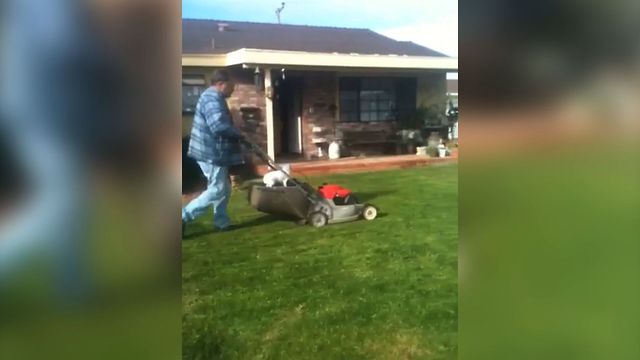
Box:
[339,77,416,122]
[338,78,359,122]
[182,75,207,113]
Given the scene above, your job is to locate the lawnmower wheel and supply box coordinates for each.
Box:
[308,212,328,228]
[362,205,378,221]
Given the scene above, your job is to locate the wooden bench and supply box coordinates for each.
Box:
[341,130,397,147]
[340,129,399,156]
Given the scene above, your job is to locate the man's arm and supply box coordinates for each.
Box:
[202,101,243,140]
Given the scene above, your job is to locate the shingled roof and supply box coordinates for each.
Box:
[183,19,447,57]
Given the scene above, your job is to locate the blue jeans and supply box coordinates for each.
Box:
[182,162,232,229]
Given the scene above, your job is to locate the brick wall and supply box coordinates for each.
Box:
[300,72,339,159]
[225,68,267,153]
[299,71,400,158]
[182,67,267,170]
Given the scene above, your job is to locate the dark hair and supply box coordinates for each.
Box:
[211,69,231,84]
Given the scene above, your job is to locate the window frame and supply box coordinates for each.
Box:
[182,74,207,114]
[338,76,415,123]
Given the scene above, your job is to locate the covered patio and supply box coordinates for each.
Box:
[184,48,457,163]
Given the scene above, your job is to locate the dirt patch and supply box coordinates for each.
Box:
[366,330,432,360]
[262,304,305,342]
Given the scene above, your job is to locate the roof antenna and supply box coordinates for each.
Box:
[275,2,285,24]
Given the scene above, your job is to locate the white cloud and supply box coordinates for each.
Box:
[376,15,458,57]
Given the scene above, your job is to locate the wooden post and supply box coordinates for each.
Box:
[264,68,276,159]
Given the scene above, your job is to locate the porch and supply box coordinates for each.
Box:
[183,149,457,197]
[254,151,458,176]
[263,67,451,163]
[183,48,457,174]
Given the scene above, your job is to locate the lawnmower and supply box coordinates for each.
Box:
[242,139,378,227]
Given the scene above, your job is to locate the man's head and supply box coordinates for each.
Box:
[211,69,235,98]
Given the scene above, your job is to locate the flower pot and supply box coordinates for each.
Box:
[437,144,447,158]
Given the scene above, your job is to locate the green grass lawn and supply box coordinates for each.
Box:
[182,164,458,360]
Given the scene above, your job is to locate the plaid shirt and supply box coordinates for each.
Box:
[187,88,244,167]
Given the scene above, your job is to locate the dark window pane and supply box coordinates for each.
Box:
[340,90,357,101]
[341,112,357,122]
[341,102,357,112]
[360,77,396,121]
[358,77,397,122]
[182,75,206,113]
[339,77,359,91]
[340,76,417,123]
[339,78,360,122]
[362,78,393,92]
[380,111,392,121]
[360,90,377,101]
[396,77,417,113]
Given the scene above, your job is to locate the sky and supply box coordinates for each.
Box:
[182,0,458,60]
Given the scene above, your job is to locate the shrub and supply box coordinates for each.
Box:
[426,145,439,157]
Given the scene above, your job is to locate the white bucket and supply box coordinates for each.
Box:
[437,144,448,158]
[328,141,341,160]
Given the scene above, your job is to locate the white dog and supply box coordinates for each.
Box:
[263,164,291,187]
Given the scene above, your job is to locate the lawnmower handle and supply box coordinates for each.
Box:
[240,137,293,178]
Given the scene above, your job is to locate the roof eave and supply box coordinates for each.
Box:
[183,48,457,70]
[182,54,228,67]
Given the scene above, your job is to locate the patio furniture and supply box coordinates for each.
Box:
[311,138,328,158]
[341,129,397,155]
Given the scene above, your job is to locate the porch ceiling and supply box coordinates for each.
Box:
[183,48,457,71]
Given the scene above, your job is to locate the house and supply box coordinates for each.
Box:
[182,19,457,162]
[446,78,458,140]
[447,78,458,107]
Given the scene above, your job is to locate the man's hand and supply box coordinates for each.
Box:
[237,134,252,147]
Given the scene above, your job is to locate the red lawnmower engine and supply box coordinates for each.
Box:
[318,184,355,205]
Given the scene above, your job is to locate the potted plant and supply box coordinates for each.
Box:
[423,103,449,137]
